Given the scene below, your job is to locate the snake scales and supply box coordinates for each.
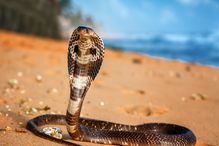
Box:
[26,26,196,146]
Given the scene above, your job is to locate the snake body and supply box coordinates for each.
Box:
[26,26,196,146]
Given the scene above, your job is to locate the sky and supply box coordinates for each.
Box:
[74,0,219,38]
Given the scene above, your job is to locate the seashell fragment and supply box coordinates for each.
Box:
[42,127,62,139]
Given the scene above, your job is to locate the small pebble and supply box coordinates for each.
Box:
[137,90,145,95]
[18,122,23,125]
[181,97,186,102]
[8,79,19,88]
[185,66,191,72]
[100,101,105,106]
[7,108,11,111]
[50,111,56,114]
[5,105,9,109]
[15,128,27,133]
[0,112,2,116]
[42,105,51,111]
[35,75,42,82]
[31,107,38,113]
[20,89,26,94]
[39,101,44,105]
[5,113,8,117]
[48,88,58,93]
[17,72,23,77]
[190,93,208,100]
[101,71,108,76]
[28,98,32,102]
[4,88,11,94]
[132,58,142,64]
[5,126,12,131]
[51,88,58,93]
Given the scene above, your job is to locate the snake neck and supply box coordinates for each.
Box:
[66,74,91,140]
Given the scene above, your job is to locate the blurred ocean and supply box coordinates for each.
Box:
[104,32,219,67]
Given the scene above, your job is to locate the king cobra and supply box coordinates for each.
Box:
[26,26,196,146]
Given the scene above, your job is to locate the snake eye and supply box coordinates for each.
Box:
[90,48,96,55]
[74,45,79,54]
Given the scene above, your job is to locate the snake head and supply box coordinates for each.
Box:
[69,26,104,62]
[68,26,105,80]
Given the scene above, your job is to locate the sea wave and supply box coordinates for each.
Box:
[104,32,219,67]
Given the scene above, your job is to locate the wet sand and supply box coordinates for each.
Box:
[0,31,218,146]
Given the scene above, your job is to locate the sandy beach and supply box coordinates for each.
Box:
[0,31,218,146]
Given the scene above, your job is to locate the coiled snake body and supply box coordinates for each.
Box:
[26,26,196,146]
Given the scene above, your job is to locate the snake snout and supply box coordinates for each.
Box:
[76,26,94,37]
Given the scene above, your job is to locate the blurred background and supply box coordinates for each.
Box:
[0,0,219,67]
